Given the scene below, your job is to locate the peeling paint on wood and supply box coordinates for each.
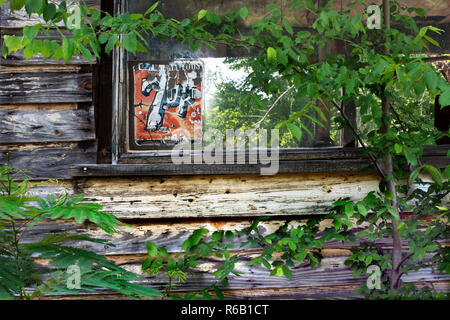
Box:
[70,173,380,219]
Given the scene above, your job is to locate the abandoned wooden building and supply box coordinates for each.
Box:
[0,0,449,299]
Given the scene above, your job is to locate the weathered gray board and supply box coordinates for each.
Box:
[21,219,450,296]
[0,107,95,143]
[0,142,97,179]
[0,70,93,104]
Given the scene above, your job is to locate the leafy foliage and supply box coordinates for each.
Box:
[0,157,161,299]
[143,228,240,299]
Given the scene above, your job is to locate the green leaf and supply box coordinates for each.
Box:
[180,18,190,27]
[25,0,44,16]
[211,231,223,242]
[213,285,225,299]
[158,247,169,259]
[424,71,437,93]
[444,165,450,179]
[98,33,109,44]
[144,1,159,15]
[283,17,293,35]
[197,9,207,20]
[167,259,176,271]
[141,257,152,270]
[267,46,276,63]
[344,202,353,218]
[62,37,74,64]
[23,25,39,41]
[9,0,26,11]
[136,41,147,53]
[438,86,450,107]
[356,202,368,216]
[77,43,93,64]
[146,242,158,258]
[394,143,402,154]
[23,39,41,60]
[43,3,56,21]
[403,147,418,166]
[275,267,283,277]
[385,190,394,201]
[3,35,25,53]
[282,265,292,279]
[149,258,163,275]
[238,7,248,19]
[105,34,118,54]
[225,231,234,241]
[423,164,443,186]
[423,34,439,47]
[123,32,137,55]
[387,206,399,221]
[287,123,302,141]
[294,251,307,263]
[409,165,422,183]
[2,42,7,58]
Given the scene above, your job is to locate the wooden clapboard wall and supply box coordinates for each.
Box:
[0,0,98,180]
[0,0,449,299]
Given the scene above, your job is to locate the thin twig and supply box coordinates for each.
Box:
[329,99,387,178]
[254,85,295,130]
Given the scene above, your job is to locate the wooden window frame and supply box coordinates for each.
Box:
[70,0,450,177]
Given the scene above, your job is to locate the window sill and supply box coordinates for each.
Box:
[69,146,449,178]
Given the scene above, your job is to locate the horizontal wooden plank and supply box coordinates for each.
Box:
[116,144,440,169]
[31,250,450,295]
[0,106,95,143]
[0,0,100,29]
[68,172,380,219]
[0,64,85,73]
[0,68,92,104]
[108,255,450,293]
[208,281,450,299]
[118,147,367,163]
[36,281,450,299]
[19,218,447,256]
[116,146,450,164]
[0,103,78,110]
[70,159,376,177]
[0,142,97,179]
[19,217,449,297]
[72,146,449,177]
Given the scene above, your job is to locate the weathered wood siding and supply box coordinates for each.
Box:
[0,0,449,300]
[0,1,97,179]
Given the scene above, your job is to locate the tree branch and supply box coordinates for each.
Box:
[329,98,387,178]
[254,85,295,130]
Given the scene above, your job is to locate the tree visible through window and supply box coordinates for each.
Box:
[112,0,446,163]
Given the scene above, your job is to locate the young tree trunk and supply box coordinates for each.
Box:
[382,0,403,290]
[382,97,403,290]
